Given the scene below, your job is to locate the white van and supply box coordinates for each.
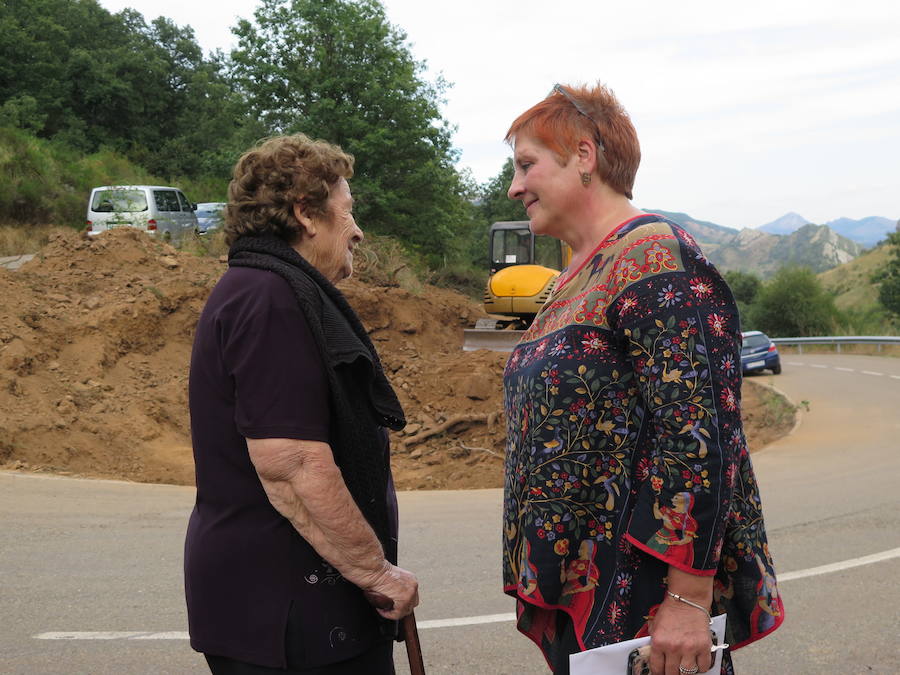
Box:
[85,185,200,242]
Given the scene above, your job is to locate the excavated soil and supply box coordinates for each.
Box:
[0,229,791,489]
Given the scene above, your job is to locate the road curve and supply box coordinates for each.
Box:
[1,354,898,674]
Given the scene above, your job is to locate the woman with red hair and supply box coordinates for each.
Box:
[501,83,783,675]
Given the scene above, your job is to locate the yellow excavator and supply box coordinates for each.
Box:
[464,221,571,351]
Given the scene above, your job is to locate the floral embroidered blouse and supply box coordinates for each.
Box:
[502,215,784,665]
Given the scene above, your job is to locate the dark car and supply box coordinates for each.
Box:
[741,330,781,375]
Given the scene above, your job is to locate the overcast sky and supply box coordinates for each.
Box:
[98,0,899,230]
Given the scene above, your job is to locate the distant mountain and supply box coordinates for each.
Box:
[710,224,863,277]
[758,212,811,235]
[645,209,738,264]
[756,213,896,247]
[646,209,864,278]
[825,216,897,248]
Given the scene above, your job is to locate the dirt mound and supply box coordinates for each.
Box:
[0,229,218,484]
[0,229,790,489]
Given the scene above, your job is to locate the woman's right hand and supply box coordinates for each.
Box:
[362,561,419,620]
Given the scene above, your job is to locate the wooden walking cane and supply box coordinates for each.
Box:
[365,591,426,675]
[402,612,426,675]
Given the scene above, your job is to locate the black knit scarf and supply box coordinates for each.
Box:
[229,234,406,562]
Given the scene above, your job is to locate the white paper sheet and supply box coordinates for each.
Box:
[570,614,727,675]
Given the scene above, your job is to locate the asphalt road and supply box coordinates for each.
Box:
[1,353,898,674]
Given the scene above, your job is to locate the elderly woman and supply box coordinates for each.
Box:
[185,134,418,675]
[501,84,784,675]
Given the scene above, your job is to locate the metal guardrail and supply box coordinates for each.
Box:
[771,336,900,354]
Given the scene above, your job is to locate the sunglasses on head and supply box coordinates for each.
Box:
[549,83,606,153]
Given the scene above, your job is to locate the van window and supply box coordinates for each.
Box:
[91,189,148,213]
[154,190,181,212]
[176,191,193,212]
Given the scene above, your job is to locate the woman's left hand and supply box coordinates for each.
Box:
[649,567,715,675]
[649,597,713,675]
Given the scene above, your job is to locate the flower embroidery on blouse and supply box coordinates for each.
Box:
[613,257,643,287]
[689,277,714,298]
[707,313,729,337]
[581,331,609,355]
[618,292,639,314]
[719,386,738,412]
[657,283,683,308]
[644,242,678,273]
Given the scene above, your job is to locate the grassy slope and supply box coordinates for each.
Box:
[818,242,899,334]
[818,244,892,310]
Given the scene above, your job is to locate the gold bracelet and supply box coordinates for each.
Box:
[665,590,712,625]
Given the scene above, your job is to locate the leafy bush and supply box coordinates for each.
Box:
[747,266,840,337]
[723,270,761,304]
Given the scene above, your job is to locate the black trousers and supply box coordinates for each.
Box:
[205,639,394,675]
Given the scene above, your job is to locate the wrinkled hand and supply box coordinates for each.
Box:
[649,597,712,675]
[361,561,419,620]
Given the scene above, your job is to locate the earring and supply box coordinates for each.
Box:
[581,172,592,186]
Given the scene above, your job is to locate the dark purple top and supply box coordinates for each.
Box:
[185,267,398,668]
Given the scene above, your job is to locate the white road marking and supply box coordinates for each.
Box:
[132,631,189,640]
[418,613,515,629]
[35,632,152,640]
[32,548,900,639]
[778,547,900,582]
[780,362,896,378]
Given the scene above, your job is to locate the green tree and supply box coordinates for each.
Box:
[748,266,840,337]
[456,158,527,265]
[723,269,761,325]
[723,270,761,305]
[0,0,247,178]
[129,17,256,178]
[0,95,45,132]
[230,0,470,264]
[875,231,900,316]
[478,158,527,224]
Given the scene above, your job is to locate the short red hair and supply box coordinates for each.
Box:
[505,83,640,199]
